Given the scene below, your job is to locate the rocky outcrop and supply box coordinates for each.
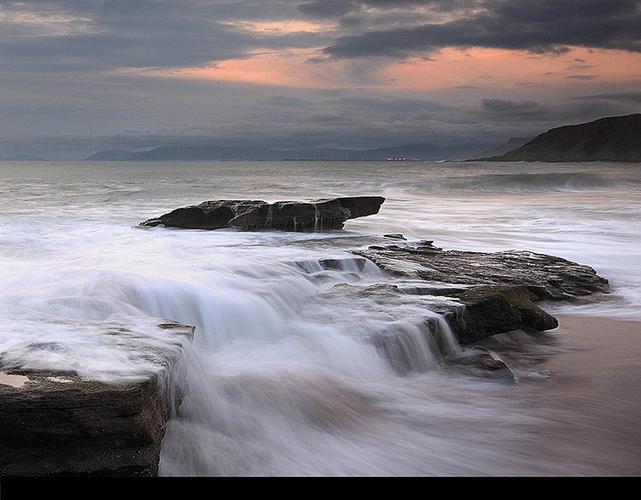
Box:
[139,196,385,231]
[352,240,609,300]
[0,321,194,476]
[346,240,608,347]
[326,281,559,351]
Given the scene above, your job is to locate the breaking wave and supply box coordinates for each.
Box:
[430,172,622,193]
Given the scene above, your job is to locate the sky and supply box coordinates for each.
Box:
[1,0,641,158]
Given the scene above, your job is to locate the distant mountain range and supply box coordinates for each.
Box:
[0,154,47,161]
[85,149,136,161]
[477,114,641,162]
[12,114,640,163]
[85,142,489,162]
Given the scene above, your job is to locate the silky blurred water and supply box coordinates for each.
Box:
[1,160,640,475]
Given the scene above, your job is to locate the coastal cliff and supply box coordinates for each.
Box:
[479,114,641,163]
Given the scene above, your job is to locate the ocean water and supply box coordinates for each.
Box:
[1,160,640,475]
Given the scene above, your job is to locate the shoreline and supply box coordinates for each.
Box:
[521,314,641,475]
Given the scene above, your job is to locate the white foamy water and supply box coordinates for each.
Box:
[1,160,640,475]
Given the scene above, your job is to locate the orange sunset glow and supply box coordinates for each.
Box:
[133,46,641,92]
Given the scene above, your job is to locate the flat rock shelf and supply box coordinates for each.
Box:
[0,321,194,476]
[351,239,609,345]
[139,196,385,231]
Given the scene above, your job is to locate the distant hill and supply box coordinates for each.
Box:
[0,154,47,161]
[86,149,134,161]
[126,145,284,161]
[477,137,533,158]
[478,114,641,162]
[86,141,490,162]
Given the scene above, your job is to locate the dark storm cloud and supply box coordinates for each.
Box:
[297,0,461,18]
[321,0,641,58]
[298,0,357,18]
[0,0,324,72]
[477,94,641,125]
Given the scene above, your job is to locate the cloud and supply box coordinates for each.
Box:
[322,0,641,58]
[566,74,596,80]
[477,94,641,126]
[481,98,552,118]
[298,0,358,18]
[0,0,322,72]
[1,0,641,159]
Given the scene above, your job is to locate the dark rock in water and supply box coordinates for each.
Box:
[139,200,265,230]
[228,199,347,231]
[443,285,559,344]
[288,256,368,275]
[328,281,558,351]
[345,240,608,347]
[0,321,194,476]
[331,197,385,220]
[352,242,609,299]
[449,348,517,383]
[139,196,385,232]
[383,233,406,240]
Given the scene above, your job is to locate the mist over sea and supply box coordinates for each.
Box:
[1,160,640,475]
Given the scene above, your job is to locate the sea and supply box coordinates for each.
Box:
[1,160,640,475]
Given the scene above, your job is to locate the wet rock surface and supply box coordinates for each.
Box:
[140,196,385,231]
[449,348,518,383]
[444,285,560,344]
[0,321,194,476]
[352,240,609,300]
[139,200,264,230]
[340,239,609,362]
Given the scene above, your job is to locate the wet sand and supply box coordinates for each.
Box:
[524,315,641,475]
[0,372,29,388]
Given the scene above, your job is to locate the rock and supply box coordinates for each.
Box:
[383,233,406,240]
[449,348,517,383]
[442,285,559,344]
[139,196,385,232]
[325,282,558,351]
[352,242,609,299]
[228,199,347,231]
[139,200,265,230]
[340,240,609,349]
[0,321,194,476]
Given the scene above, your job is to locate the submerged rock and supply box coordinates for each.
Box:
[0,321,194,476]
[139,196,385,231]
[319,283,461,375]
[449,348,517,383]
